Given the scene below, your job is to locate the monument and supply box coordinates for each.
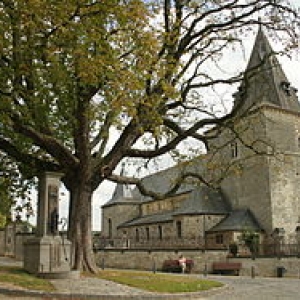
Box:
[24,172,75,278]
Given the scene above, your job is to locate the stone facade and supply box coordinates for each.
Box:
[0,222,32,258]
[102,203,140,239]
[101,28,300,253]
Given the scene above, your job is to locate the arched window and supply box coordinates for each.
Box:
[135,228,139,242]
[176,221,182,238]
[158,225,163,240]
[108,219,112,238]
[230,141,238,158]
[216,234,224,244]
[146,227,150,241]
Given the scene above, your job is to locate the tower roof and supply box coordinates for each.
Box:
[233,27,300,114]
[102,182,139,207]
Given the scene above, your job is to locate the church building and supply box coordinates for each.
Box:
[101,28,300,251]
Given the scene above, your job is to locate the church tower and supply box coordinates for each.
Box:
[101,180,140,240]
[219,27,300,240]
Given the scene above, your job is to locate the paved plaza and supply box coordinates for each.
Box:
[1,256,300,299]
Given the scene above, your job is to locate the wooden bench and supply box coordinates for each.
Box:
[162,259,194,273]
[212,262,242,275]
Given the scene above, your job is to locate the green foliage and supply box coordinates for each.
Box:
[95,270,223,293]
[240,230,260,254]
[229,243,238,257]
[0,152,35,226]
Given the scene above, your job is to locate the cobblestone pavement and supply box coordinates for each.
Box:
[1,257,300,299]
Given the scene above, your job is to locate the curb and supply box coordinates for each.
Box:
[0,284,229,300]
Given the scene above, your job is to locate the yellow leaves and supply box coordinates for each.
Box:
[161,80,179,99]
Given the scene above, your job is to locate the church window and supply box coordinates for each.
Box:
[108,219,112,238]
[146,227,150,240]
[157,202,161,211]
[158,225,163,240]
[230,141,238,158]
[176,221,182,238]
[216,234,224,244]
[135,229,139,242]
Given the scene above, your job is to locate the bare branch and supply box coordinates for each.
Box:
[108,169,210,200]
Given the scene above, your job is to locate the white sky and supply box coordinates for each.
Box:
[27,0,300,231]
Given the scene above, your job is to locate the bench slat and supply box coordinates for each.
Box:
[212,262,241,270]
[212,262,241,276]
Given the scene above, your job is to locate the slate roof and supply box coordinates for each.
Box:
[122,156,207,202]
[173,186,230,216]
[102,183,139,207]
[207,209,262,232]
[118,185,229,228]
[118,211,174,228]
[233,26,300,114]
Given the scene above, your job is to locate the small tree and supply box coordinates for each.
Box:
[240,230,260,257]
[229,242,239,257]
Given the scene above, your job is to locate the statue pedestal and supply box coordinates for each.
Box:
[23,172,78,279]
[23,235,75,278]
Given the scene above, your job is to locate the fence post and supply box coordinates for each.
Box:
[251,266,255,278]
[152,260,156,273]
[101,257,105,270]
[203,262,208,277]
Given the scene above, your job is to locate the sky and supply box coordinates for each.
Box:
[26,1,300,231]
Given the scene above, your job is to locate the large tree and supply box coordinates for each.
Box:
[0,0,299,272]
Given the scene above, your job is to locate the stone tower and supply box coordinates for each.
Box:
[218,27,300,239]
[102,181,140,240]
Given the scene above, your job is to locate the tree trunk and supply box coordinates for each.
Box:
[68,182,98,273]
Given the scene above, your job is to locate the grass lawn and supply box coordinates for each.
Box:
[0,266,55,292]
[0,266,223,294]
[95,269,223,293]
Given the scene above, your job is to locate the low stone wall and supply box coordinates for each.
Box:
[231,257,300,278]
[95,250,300,278]
[95,249,228,273]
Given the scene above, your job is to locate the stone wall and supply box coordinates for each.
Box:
[95,249,228,273]
[95,250,300,278]
[15,233,35,260]
[141,194,187,215]
[102,203,140,238]
[230,257,300,278]
[265,109,300,238]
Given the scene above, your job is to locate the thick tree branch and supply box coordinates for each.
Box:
[0,137,60,173]
[11,115,78,169]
